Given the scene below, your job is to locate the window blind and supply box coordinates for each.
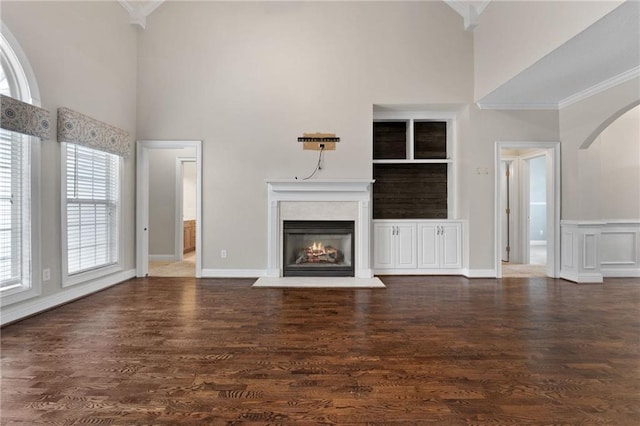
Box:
[65,143,119,275]
[0,128,30,291]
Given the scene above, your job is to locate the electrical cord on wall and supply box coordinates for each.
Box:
[295,145,325,180]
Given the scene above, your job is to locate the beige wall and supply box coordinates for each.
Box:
[560,77,640,219]
[578,106,640,220]
[2,2,137,301]
[138,1,474,270]
[6,0,626,284]
[148,148,196,257]
[457,107,560,269]
[474,1,622,101]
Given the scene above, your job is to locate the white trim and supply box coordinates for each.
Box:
[0,269,135,326]
[136,140,202,278]
[462,268,497,278]
[559,66,640,109]
[0,22,41,106]
[602,268,640,278]
[0,23,42,307]
[560,270,603,284]
[266,179,374,278]
[201,269,267,278]
[118,0,165,29]
[148,254,177,262]
[476,102,559,110]
[495,142,560,279]
[375,268,465,276]
[60,144,124,288]
[373,111,458,121]
[477,67,640,111]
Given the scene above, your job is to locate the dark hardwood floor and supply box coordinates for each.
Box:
[2,276,639,425]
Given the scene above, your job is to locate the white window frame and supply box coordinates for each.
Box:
[0,23,41,307]
[61,143,123,287]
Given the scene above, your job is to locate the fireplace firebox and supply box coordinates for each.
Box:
[283,220,355,277]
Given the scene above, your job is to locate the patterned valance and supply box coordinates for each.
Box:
[0,94,52,139]
[57,107,131,158]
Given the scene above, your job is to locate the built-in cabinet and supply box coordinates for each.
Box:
[373,222,417,269]
[372,111,463,275]
[374,220,462,273]
[417,222,462,269]
[183,220,196,253]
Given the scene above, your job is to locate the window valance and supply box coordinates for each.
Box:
[0,94,52,139]
[57,107,131,158]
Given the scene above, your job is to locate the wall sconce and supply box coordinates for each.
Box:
[298,132,340,151]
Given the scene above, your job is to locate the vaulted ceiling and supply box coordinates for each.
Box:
[117,1,639,110]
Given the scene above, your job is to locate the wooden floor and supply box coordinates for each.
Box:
[2,276,639,425]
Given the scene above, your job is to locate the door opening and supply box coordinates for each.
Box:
[136,140,202,278]
[495,142,560,279]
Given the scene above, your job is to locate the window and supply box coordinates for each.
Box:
[63,143,120,279]
[0,127,30,292]
[0,25,40,305]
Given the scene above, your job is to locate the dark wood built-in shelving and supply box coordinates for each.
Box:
[373,119,449,219]
[373,163,447,219]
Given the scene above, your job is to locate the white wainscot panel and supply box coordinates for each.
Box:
[561,220,640,282]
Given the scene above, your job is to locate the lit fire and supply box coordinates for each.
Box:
[295,240,339,264]
[311,241,325,254]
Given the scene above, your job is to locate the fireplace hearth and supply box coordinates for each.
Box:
[283,220,355,277]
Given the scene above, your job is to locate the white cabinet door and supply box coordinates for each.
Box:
[441,223,462,269]
[395,224,417,268]
[417,223,439,268]
[373,223,394,269]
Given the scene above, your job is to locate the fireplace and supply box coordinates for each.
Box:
[283,220,355,277]
[266,179,374,278]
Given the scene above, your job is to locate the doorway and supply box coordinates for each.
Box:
[495,142,560,278]
[136,140,202,278]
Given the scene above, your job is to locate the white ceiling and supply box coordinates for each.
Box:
[477,1,640,109]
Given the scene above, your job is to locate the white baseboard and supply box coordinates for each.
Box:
[560,270,603,284]
[0,269,136,326]
[374,268,465,276]
[149,254,177,262]
[602,268,640,278]
[462,268,498,278]
[201,269,267,278]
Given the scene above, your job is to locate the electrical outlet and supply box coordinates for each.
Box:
[42,268,51,281]
[221,249,227,259]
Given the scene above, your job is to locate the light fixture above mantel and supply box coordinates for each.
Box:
[118,0,165,29]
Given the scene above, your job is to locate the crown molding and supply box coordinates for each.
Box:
[475,102,559,111]
[444,0,492,31]
[118,0,164,29]
[477,66,640,111]
[558,66,640,109]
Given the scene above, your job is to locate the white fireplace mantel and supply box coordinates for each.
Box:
[266,179,375,278]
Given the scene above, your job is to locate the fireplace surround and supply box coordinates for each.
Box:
[266,179,374,278]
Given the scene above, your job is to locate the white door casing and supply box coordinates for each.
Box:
[495,142,560,278]
[136,140,203,278]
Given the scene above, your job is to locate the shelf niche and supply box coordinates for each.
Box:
[373,163,447,219]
